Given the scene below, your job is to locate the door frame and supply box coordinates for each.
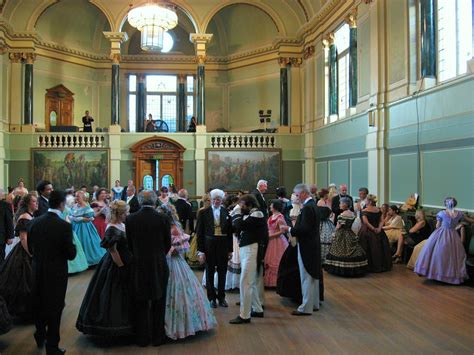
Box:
[130,136,185,190]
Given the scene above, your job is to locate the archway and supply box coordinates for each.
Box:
[130,136,185,191]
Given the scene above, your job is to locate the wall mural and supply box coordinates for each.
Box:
[206,149,281,192]
[32,149,109,190]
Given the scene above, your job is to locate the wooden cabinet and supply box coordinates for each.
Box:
[45,85,74,131]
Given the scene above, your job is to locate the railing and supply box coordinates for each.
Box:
[209,134,276,148]
[37,133,107,148]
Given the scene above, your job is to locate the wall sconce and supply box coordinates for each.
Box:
[368,104,376,127]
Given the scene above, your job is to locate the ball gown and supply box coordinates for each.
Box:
[264,213,288,287]
[225,235,241,290]
[0,215,33,319]
[165,227,217,340]
[319,206,336,264]
[76,224,133,336]
[61,208,88,274]
[324,214,369,277]
[414,211,468,284]
[358,211,392,273]
[0,296,12,335]
[70,205,106,266]
[384,215,405,244]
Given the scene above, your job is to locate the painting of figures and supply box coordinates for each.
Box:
[206,149,281,192]
[32,149,109,190]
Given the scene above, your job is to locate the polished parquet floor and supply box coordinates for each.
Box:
[1,265,473,354]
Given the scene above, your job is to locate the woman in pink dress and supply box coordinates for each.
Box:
[264,200,289,287]
[92,188,108,240]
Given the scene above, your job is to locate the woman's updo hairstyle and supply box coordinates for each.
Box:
[107,200,129,223]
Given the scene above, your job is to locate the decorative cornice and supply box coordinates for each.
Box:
[0,38,7,54]
[298,0,347,39]
[8,52,22,63]
[278,57,291,68]
[189,33,213,44]
[24,52,36,64]
[121,54,197,64]
[303,45,315,59]
[35,40,109,61]
[103,32,128,43]
[290,57,303,67]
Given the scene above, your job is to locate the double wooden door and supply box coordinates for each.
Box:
[45,85,74,131]
[137,159,178,191]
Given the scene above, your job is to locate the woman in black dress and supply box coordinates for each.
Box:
[76,200,133,336]
[358,195,392,273]
[0,194,37,320]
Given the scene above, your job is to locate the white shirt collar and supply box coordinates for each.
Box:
[48,208,62,217]
[304,197,312,205]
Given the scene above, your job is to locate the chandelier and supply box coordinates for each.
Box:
[128,3,178,51]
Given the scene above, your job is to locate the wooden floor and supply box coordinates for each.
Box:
[1,265,473,354]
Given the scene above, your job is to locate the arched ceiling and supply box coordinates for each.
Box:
[206,4,279,57]
[34,0,111,54]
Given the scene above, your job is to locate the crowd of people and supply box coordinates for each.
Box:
[0,177,472,353]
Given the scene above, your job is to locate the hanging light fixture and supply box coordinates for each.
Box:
[128,2,178,52]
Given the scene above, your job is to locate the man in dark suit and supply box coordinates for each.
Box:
[0,189,14,262]
[174,189,194,233]
[196,189,232,308]
[34,180,53,217]
[252,179,268,219]
[331,184,354,225]
[28,190,76,354]
[125,185,140,214]
[281,183,321,316]
[126,190,171,347]
[121,179,134,201]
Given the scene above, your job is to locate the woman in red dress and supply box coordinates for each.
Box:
[92,188,109,240]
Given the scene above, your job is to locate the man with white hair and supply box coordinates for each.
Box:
[252,180,268,219]
[174,189,194,233]
[331,184,354,225]
[197,188,233,308]
[281,183,321,315]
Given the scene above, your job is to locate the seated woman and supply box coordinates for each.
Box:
[264,200,289,287]
[382,205,405,263]
[0,193,37,320]
[414,197,474,284]
[325,197,369,277]
[159,205,217,340]
[76,200,133,336]
[358,195,392,273]
[405,210,431,247]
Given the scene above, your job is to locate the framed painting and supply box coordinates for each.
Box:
[206,149,282,192]
[31,149,109,191]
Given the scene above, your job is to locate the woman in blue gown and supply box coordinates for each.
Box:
[62,202,89,274]
[70,191,105,266]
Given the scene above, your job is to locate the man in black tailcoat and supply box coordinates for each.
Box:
[126,190,171,347]
[28,190,76,354]
[196,188,232,308]
[34,180,53,217]
[252,179,268,219]
[174,189,194,233]
[281,183,321,316]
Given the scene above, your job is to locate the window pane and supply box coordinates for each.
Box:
[146,95,161,120]
[128,94,136,132]
[162,95,177,132]
[335,23,350,52]
[129,75,136,92]
[338,54,349,117]
[457,0,472,75]
[438,0,457,81]
[186,75,194,92]
[324,47,329,121]
[146,75,177,92]
[186,95,194,120]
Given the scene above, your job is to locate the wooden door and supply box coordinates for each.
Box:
[45,98,60,131]
[59,98,73,126]
[157,160,177,189]
[138,160,155,190]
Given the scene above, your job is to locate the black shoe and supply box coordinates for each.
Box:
[46,345,66,355]
[250,311,264,318]
[219,299,228,308]
[34,332,45,349]
[291,310,312,316]
[152,336,172,346]
[313,308,320,312]
[210,300,218,308]
[229,316,251,324]
[236,301,240,306]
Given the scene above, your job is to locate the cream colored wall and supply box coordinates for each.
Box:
[33,57,111,129]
